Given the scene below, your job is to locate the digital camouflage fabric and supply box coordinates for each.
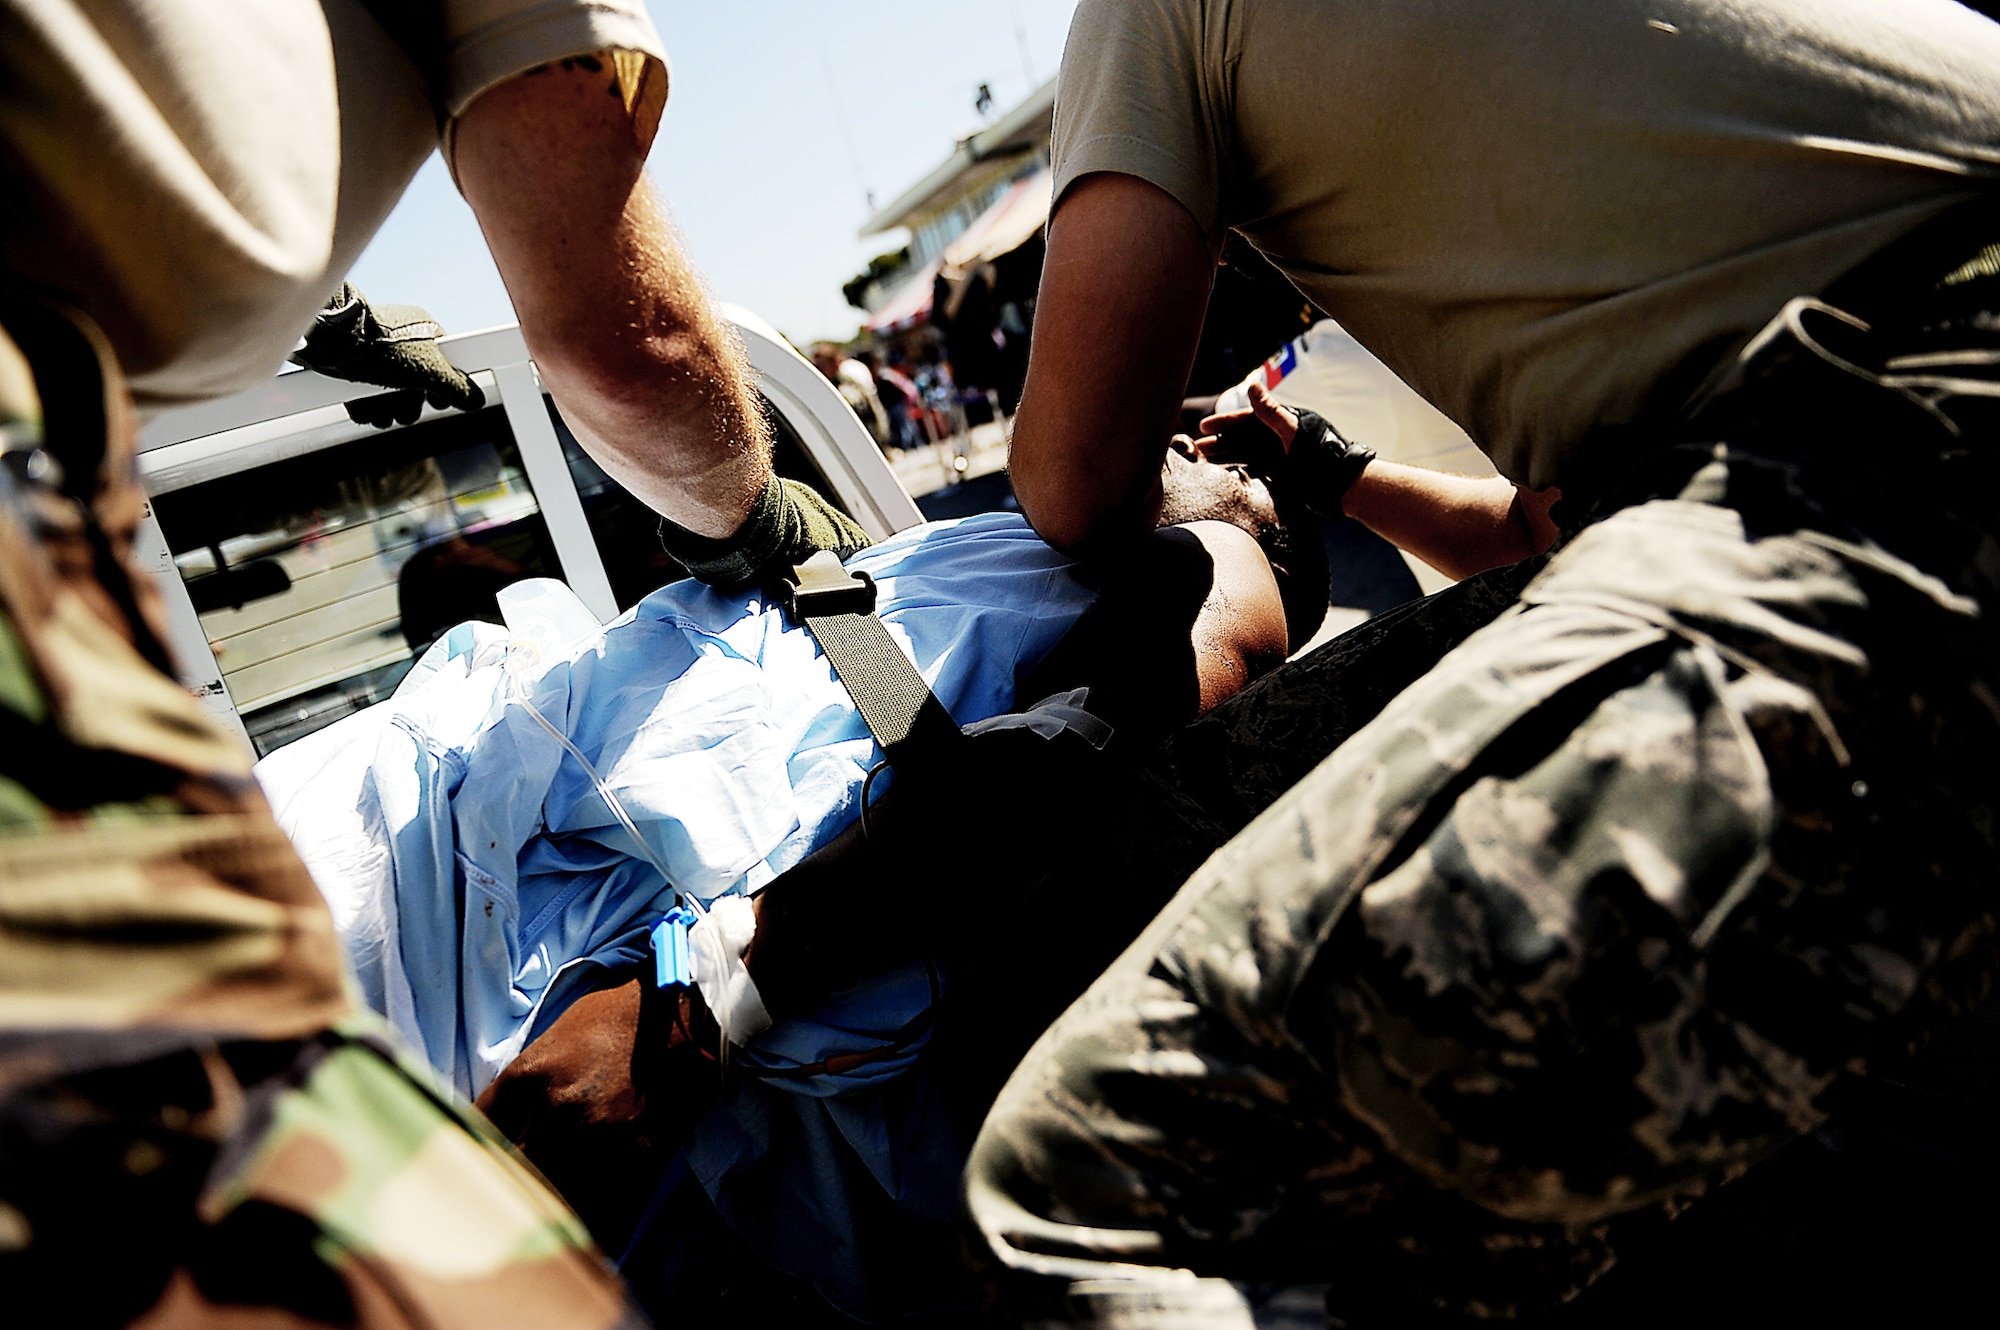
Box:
[971,467,2000,1325]
[968,260,2000,1324]
[0,302,646,1328]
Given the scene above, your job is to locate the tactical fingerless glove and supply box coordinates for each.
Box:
[1282,408,1376,518]
[1211,405,1375,517]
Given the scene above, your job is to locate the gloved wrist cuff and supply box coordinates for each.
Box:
[1286,408,1376,518]
[659,475,874,591]
[661,475,789,588]
[291,283,369,375]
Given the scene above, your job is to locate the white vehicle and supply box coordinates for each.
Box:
[134,308,920,757]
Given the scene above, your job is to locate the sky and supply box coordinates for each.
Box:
[348,1,1080,348]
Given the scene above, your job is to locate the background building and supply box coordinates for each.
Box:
[849,78,1055,332]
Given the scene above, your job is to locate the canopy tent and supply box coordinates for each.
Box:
[864,169,1053,334]
[940,169,1052,279]
[864,256,944,334]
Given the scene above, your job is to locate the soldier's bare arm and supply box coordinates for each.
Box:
[1342,464,1561,581]
[453,58,771,539]
[1206,382,1563,581]
[1007,173,1214,557]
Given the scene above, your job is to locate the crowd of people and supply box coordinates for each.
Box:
[811,340,994,459]
[5,2,2000,1328]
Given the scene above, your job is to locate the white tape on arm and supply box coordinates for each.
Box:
[688,894,772,1046]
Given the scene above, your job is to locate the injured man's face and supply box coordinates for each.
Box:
[1159,434,1279,537]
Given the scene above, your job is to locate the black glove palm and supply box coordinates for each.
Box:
[291,283,486,428]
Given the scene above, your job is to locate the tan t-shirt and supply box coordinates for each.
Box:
[1054,0,2000,489]
[0,0,667,410]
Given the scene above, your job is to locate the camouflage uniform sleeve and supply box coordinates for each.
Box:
[1,1018,646,1329]
[0,304,649,1328]
[970,466,2000,1320]
[208,1019,646,1329]
[0,305,350,1044]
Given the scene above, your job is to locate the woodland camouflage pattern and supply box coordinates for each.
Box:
[971,349,2000,1320]
[0,307,644,1328]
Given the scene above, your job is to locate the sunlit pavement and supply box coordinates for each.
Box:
[888,419,1011,499]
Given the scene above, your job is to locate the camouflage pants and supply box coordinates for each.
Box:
[0,1021,648,1330]
[966,454,2000,1325]
[0,302,646,1328]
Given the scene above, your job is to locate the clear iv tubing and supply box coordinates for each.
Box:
[505,658,743,1064]
[502,637,770,1060]
[504,653,707,927]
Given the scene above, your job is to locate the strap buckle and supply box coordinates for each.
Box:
[782,549,876,622]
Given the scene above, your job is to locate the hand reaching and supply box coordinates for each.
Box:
[291,283,486,429]
[1189,380,1376,518]
[1198,380,1301,452]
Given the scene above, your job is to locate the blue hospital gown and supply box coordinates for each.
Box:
[256,512,1097,1315]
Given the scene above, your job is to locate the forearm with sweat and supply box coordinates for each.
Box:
[453,60,771,538]
[1341,461,1551,582]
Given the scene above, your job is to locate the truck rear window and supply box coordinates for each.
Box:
[151,406,559,756]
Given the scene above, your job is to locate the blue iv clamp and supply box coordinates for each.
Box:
[651,904,697,989]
